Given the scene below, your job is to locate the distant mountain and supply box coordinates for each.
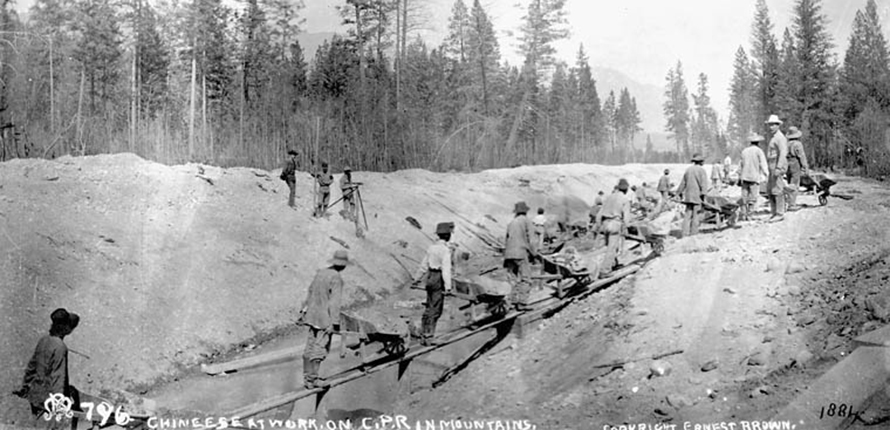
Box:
[592,66,663,134]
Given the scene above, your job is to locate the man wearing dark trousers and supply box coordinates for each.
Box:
[504,202,537,311]
[676,153,710,237]
[280,149,298,208]
[314,162,334,218]
[298,250,348,389]
[15,308,81,428]
[413,222,454,346]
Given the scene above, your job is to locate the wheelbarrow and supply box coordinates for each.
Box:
[701,194,739,228]
[625,222,667,256]
[452,275,510,321]
[800,173,841,206]
[338,310,411,363]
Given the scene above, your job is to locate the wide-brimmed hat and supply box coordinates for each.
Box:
[343,166,352,172]
[50,308,80,330]
[287,149,298,156]
[664,169,669,174]
[514,201,530,214]
[748,133,764,142]
[787,126,802,140]
[617,178,629,191]
[691,153,705,163]
[328,250,351,267]
[765,114,782,125]
[435,222,454,235]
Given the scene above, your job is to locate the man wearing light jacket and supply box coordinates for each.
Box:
[738,133,769,221]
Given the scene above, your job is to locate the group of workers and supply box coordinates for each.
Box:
[280,150,360,223]
[16,114,814,421]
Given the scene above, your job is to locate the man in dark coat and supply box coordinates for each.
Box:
[280,149,298,208]
[676,153,710,237]
[413,222,455,345]
[314,162,334,218]
[15,309,81,423]
[298,251,348,389]
[504,202,537,311]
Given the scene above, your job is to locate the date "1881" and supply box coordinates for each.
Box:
[819,403,861,420]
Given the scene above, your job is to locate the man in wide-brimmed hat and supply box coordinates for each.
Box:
[738,133,769,220]
[765,114,789,221]
[298,250,350,389]
[15,308,82,422]
[280,149,299,208]
[676,153,709,237]
[596,178,632,277]
[785,126,809,211]
[504,201,537,310]
[413,222,456,345]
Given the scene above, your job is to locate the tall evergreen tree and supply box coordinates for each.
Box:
[443,0,470,62]
[602,90,616,153]
[727,46,756,153]
[750,0,779,123]
[840,0,890,120]
[791,0,837,166]
[775,29,801,124]
[72,0,123,114]
[691,72,718,157]
[663,60,690,158]
[239,0,275,105]
[572,45,604,154]
[466,0,499,115]
[132,2,169,117]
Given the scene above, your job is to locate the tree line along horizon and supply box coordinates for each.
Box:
[0,0,886,178]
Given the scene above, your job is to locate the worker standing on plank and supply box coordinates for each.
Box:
[596,179,631,278]
[298,250,348,389]
[413,222,455,346]
[765,114,789,222]
[314,162,334,218]
[739,133,769,221]
[676,153,709,237]
[532,208,547,251]
[785,126,809,211]
[14,308,82,428]
[504,202,537,311]
[339,166,357,221]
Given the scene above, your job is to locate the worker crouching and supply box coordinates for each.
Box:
[298,250,349,389]
[413,222,455,346]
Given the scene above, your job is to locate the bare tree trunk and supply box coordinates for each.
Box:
[130,49,137,153]
[77,70,85,155]
[202,73,208,161]
[188,54,196,160]
[48,38,55,136]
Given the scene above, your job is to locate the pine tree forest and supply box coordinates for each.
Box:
[0,0,887,177]
[723,0,890,177]
[0,0,643,171]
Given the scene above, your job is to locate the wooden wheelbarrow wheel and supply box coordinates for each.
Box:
[819,194,828,206]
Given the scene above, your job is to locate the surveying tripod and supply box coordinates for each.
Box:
[326,182,369,231]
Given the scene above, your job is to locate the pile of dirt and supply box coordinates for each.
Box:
[0,153,670,425]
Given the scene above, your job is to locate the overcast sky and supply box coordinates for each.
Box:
[299,0,880,122]
[14,0,885,122]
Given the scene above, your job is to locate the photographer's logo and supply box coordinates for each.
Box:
[42,393,74,422]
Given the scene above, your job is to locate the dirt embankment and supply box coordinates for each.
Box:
[0,153,673,425]
[394,176,890,428]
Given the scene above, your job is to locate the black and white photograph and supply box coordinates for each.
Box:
[1,0,889,429]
